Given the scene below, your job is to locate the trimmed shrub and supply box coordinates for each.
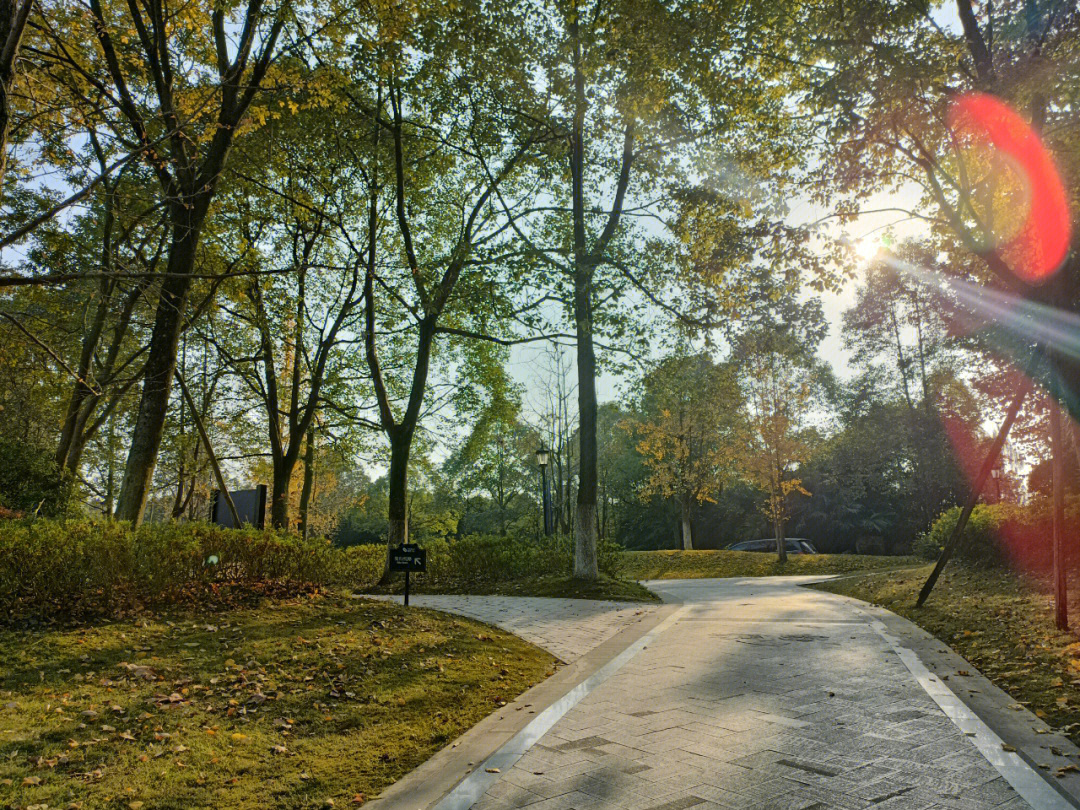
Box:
[0,520,349,622]
[346,533,624,591]
[0,520,629,623]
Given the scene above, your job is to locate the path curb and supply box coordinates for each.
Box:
[828,590,1080,807]
[366,601,678,810]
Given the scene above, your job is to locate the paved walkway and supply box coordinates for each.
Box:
[459,577,1040,810]
[363,594,657,663]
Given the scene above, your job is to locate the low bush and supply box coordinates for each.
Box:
[916,505,1005,564]
[917,498,1080,570]
[337,533,624,592]
[0,438,73,516]
[912,530,944,561]
[0,520,625,623]
[0,519,350,622]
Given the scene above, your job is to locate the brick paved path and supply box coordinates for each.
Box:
[469,577,1032,810]
[363,594,657,663]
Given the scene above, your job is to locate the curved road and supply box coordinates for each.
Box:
[451,576,1050,810]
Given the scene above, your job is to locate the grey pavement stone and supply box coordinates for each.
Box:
[459,577,1037,810]
[361,594,656,662]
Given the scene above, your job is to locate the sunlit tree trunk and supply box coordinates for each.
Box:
[1051,396,1068,630]
[0,0,32,198]
[116,208,205,522]
[680,498,693,550]
[299,422,315,540]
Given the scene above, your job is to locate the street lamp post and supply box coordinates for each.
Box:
[536,445,553,536]
[991,465,1002,503]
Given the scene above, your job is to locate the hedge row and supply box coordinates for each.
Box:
[0,520,622,623]
[915,497,1080,570]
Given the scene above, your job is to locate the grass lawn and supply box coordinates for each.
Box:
[621,549,922,581]
[0,592,557,809]
[371,573,660,603]
[814,563,1080,743]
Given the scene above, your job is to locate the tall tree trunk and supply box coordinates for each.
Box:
[378,432,412,585]
[387,434,410,547]
[56,289,110,468]
[171,462,185,518]
[62,280,148,475]
[573,268,599,579]
[1052,395,1068,630]
[568,6,597,581]
[0,0,31,199]
[65,381,132,474]
[270,457,294,530]
[376,321,435,583]
[680,498,693,551]
[104,418,117,516]
[299,421,315,540]
[114,209,203,523]
[774,482,787,563]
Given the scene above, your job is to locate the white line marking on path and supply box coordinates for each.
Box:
[430,604,693,810]
[858,607,1076,810]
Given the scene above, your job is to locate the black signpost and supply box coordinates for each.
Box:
[388,543,426,606]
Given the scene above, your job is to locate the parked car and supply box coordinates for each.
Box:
[727,538,818,554]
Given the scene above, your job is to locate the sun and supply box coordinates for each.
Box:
[848,235,883,263]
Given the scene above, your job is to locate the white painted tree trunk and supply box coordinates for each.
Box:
[573,503,598,580]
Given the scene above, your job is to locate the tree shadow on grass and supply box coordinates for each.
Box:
[0,595,556,809]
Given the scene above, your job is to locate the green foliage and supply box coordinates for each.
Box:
[912,529,946,561]
[0,520,633,622]
[789,400,969,554]
[918,505,1006,566]
[360,533,625,595]
[334,475,464,547]
[0,438,73,516]
[626,354,743,526]
[0,520,362,623]
[914,500,1080,570]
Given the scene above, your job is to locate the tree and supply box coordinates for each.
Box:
[323,0,546,572]
[49,161,164,478]
[494,0,846,579]
[212,97,372,529]
[445,405,536,538]
[789,390,969,554]
[627,354,742,550]
[737,331,821,562]
[844,241,955,411]
[807,1,1080,617]
[0,0,33,196]
[36,0,291,523]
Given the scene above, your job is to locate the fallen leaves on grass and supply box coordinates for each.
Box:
[0,594,555,809]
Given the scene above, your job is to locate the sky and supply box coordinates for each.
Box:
[504,2,964,411]
[505,187,931,415]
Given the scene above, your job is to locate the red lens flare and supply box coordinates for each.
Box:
[948,92,1071,283]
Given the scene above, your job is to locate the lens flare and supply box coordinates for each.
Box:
[948,92,1071,283]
